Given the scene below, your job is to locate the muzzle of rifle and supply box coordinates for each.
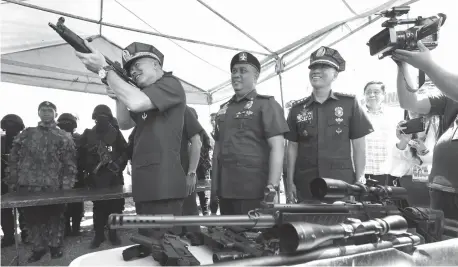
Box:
[212,252,254,263]
[108,214,276,229]
[278,215,408,253]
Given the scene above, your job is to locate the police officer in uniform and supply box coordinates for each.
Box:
[76,41,187,249]
[212,52,289,215]
[1,114,28,247]
[57,113,85,237]
[285,47,373,203]
[79,105,128,248]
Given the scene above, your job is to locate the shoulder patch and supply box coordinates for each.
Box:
[219,100,230,109]
[334,92,355,98]
[290,97,309,107]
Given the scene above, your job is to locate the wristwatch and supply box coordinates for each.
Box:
[187,172,197,178]
[98,65,114,83]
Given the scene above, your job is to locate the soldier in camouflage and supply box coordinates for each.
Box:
[1,114,29,247]
[57,113,85,237]
[5,101,77,262]
[79,105,128,249]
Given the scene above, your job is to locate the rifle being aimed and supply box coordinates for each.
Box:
[48,17,136,87]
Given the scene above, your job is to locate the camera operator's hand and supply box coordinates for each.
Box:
[396,120,412,150]
[392,41,432,72]
[409,139,427,152]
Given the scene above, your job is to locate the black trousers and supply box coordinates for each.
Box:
[1,207,27,239]
[65,202,84,233]
[135,199,184,239]
[92,199,125,237]
[181,191,200,233]
[430,189,458,220]
[219,198,262,215]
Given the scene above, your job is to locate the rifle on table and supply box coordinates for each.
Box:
[193,226,272,263]
[123,234,200,266]
[108,178,408,231]
[48,17,136,87]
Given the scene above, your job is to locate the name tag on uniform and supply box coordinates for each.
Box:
[412,165,429,182]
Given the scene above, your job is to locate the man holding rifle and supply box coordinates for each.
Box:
[76,41,188,250]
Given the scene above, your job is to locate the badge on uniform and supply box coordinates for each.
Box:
[244,100,253,110]
[142,112,148,120]
[107,146,112,152]
[297,108,313,123]
[335,106,343,124]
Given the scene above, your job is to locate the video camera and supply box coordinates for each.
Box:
[367,6,446,59]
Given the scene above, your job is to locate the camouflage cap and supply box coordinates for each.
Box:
[38,101,57,111]
[309,46,346,72]
[122,42,164,72]
[230,52,261,73]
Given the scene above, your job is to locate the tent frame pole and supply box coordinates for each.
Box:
[2,0,269,56]
[196,0,274,54]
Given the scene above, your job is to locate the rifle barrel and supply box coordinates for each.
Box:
[207,235,421,266]
[108,214,276,229]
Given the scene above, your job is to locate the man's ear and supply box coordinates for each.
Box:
[55,112,58,118]
[333,71,339,81]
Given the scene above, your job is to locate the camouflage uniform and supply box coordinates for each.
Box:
[6,120,77,253]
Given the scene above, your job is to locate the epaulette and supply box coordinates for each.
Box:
[256,94,273,99]
[290,97,310,107]
[219,100,230,109]
[334,92,355,98]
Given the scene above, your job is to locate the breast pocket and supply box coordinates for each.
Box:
[327,117,349,140]
[297,121,316,141]
[234,113,254,129]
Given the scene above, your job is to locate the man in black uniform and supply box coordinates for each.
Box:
[76,41,187,248]
[57,113,85,237]
[79,105,128,248]
[180,106,203,236]
[285,46,373,203]
[1,114,28,247]
[212,52,289,215]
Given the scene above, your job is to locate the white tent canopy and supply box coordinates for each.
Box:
[0,0,453,106]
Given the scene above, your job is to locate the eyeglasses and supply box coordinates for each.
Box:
[365,91,383,96]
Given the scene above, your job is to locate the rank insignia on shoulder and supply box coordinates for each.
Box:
[290,97,308,107]
[334,92,355,98]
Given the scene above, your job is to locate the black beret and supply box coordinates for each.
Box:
[57,113,78,129]
[1,114,25,130]
[38,101,57,111]
[230,52,261,73]
[92,105,113,120]
[309,46,346,72]
[122,42,164,72]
